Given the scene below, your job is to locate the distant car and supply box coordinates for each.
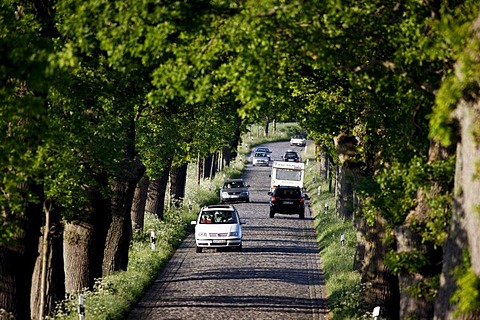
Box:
[282,150,301,162]
[220,179,250,203]
[191,205,243,252]
[290,135,306,147]
[252,152,270,166]
[268,185,305,219]
[255,147,272,160]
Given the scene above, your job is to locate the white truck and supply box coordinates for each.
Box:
[270,161,305,191]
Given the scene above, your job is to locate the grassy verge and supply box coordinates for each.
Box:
[301,145,363,320]
[50,123,301,320]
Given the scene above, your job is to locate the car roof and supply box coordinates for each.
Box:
[202,204,236,211]
[224,178,244,182]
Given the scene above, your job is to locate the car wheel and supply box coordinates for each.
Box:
[196,247,202,253]
[299,211,305,219]
[246,198,250,203]
[269,211,275,218]
[235,245,243,252]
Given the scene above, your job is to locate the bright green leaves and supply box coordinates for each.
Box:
[0,1,55,242]
[429,1,480,146]
[451,251,480,317]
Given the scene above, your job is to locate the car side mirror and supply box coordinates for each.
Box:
[240,219,246,225]
[191,221,197,225]
[267,192,273,196]
[304,194,310,200]
[246,185,251,188]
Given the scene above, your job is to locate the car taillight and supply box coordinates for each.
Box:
[299,197,304,204]
[271,196,277,204]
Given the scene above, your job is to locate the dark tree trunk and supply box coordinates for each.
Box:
[63,182,109,294]
[103,159,145,275]
[30,202,65,319]
[223,147,231,167]
[229,117,242,160]
[360,215,400,319]
[145,160,172,220]
[170,163,188,206]
[204,155,212,180]
[0,182,43,319]
[210,153,217,179]
[131,175,149,233]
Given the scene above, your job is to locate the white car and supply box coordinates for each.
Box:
[191,205,243,253]
[290,135,306,147]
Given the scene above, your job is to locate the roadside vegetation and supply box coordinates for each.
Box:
[301,145,365,320]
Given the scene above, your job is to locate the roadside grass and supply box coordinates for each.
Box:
[50,123,301,320]
[301,145,364,320]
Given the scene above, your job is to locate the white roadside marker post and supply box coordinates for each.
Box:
[78,294,85,320]
[150,231,156,251]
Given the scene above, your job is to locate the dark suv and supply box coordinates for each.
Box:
[268,186,305,219]
[282,150,301,162]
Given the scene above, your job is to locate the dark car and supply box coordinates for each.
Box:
[282,150,301,162]
[220,179,250,203]
[268,185,305,219]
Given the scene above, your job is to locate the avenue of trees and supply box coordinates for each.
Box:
[1,1,480,319]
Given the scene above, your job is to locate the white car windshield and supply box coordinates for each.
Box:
[200,211,237,224]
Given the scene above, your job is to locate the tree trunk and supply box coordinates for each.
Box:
[265,115,270,137]
[336,163,354,219]
[223,146,231,168]
[30,202,65,320]
[394,140,453,320]
[229,117,242,161]
[204,155,212,180]
[169,163,188,207]
[196,152,202,185]
[435,98,480,319]
[0,182,43,319]
[131,175,149,233]
[103,159,145,276]
[145,159,172,220]
[360,215,400,318]
[63,184,109,294]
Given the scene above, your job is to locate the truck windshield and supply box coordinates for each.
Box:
[276,169,302,181]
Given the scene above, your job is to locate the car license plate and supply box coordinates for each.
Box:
[283,201,293,204]
[212,239,227,244]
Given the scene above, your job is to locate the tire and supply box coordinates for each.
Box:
[246,198,250,203]
[299,211,305,219]
[269,210,275,218]
[196,247,202,253]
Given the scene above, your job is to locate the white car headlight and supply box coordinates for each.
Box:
[229,232,239,237]
[221,192,229,196]
[197,232,207,237]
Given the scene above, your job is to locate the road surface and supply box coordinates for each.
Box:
[127,141,329,320]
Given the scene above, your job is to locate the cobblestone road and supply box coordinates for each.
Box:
[127,141,329,320]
